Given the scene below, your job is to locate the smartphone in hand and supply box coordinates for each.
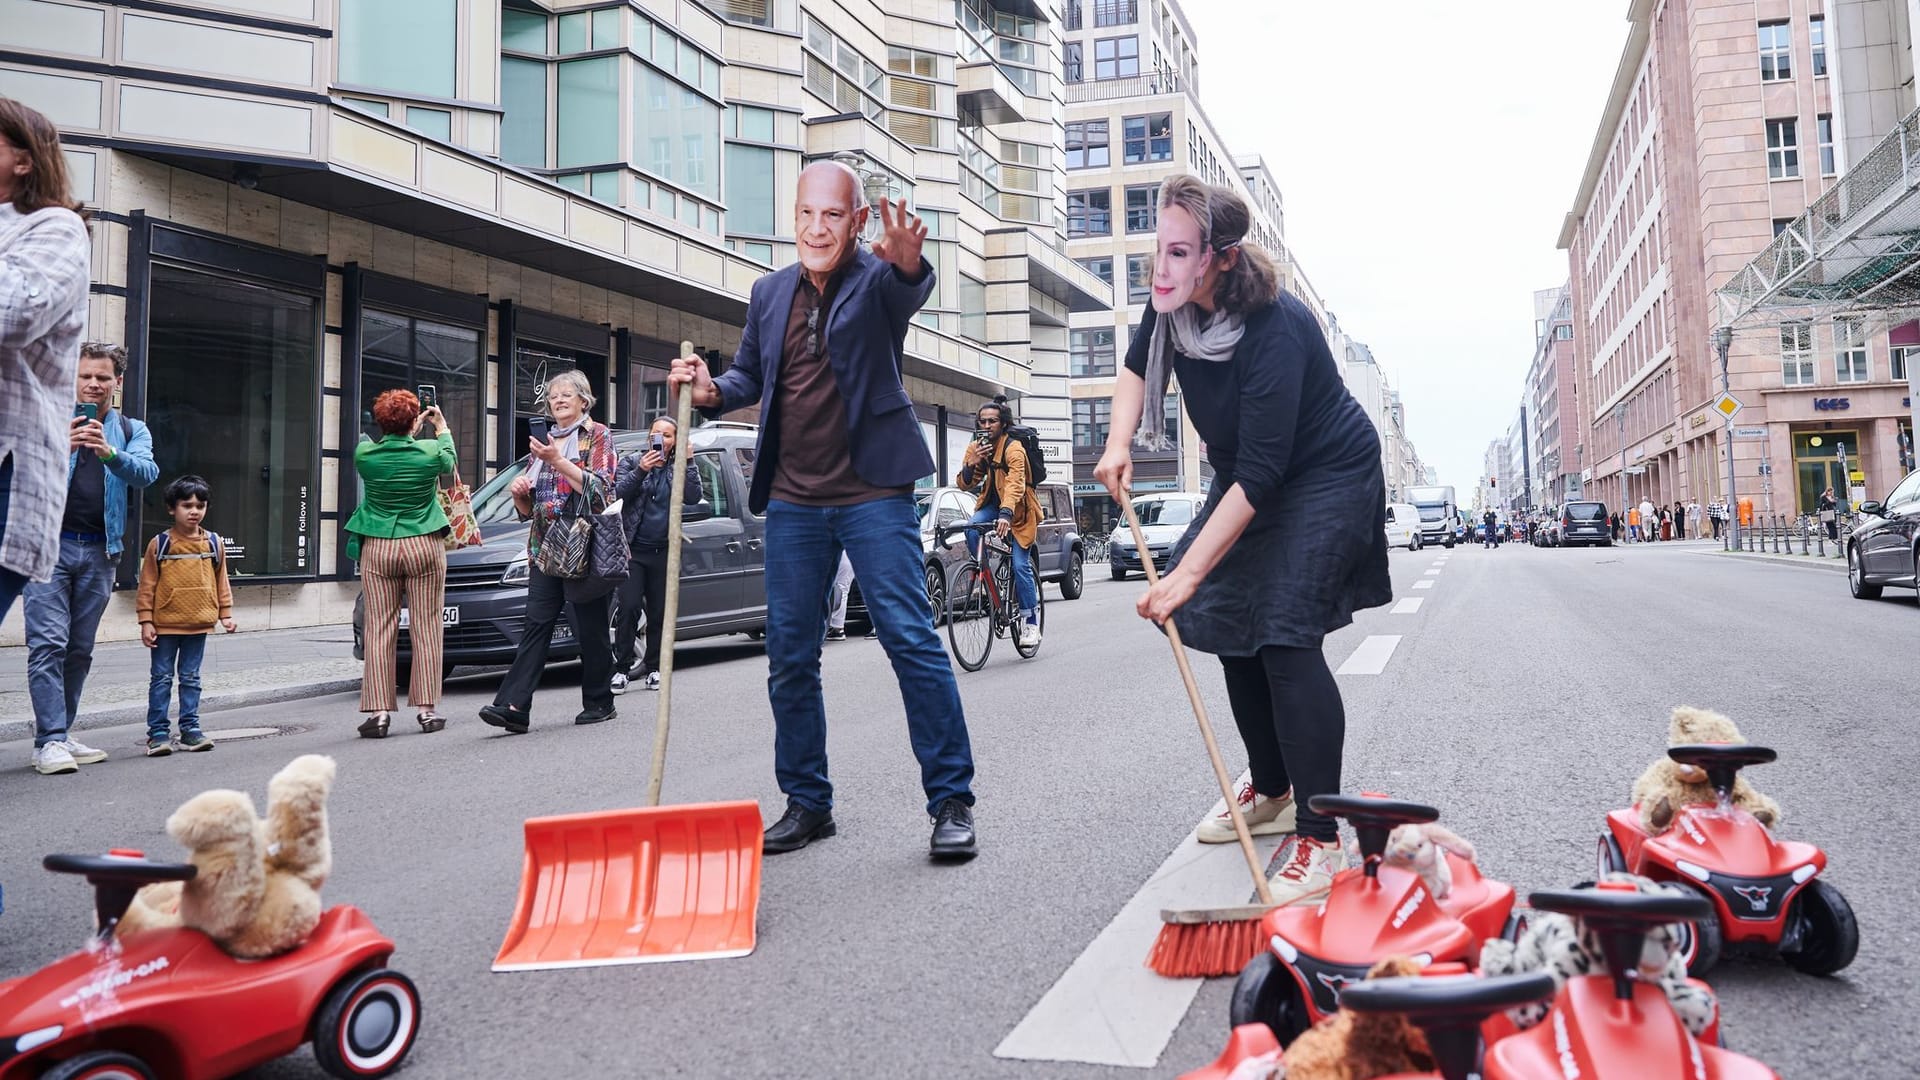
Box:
[416,383,438,410]
[650,433,665,456]
[526,416,552,445]
[74,403,100,422]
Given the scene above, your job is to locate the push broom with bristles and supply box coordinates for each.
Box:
[1119,493,1278,979]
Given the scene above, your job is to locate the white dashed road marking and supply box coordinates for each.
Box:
[1391,598,1424,614]
[1336,634,1402,675]
[1412,580,1434,590]
[1423,568,1442,576]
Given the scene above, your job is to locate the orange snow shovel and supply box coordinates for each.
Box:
[493,343,763,972]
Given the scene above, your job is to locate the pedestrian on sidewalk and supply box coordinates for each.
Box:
[1659,505,1672,541]
[670,161,980,860]
[957,395,1043,648]
[824,552,856,641]
[480,371,618,734]
[1626,503,1640,542]
[136,475,235,755]
[1708,499,1726,540]
[1483,509,1497,549]
[1097,174,1391,906]
[1639,498,1657,543]
[346,389,456,739]
[23,342,158,775]
[1818,487,1839,541]
[1680,499,1694,540]
[610,415,701,692]
[0,98,92,625]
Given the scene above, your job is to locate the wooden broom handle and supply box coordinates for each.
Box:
[1119,494,1274,906]
[646,342,698,807]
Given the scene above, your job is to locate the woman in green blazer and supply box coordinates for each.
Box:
[346,389,456,738]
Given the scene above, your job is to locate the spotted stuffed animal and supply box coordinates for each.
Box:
[1478,873,1717,1037]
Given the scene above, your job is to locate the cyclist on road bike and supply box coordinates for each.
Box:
[957,395,1043,648]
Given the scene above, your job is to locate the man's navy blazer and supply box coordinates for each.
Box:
[704,245,938,514]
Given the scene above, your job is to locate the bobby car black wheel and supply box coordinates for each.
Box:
[1596,833,1627,878]
[312,968,421,1078]
[40,1052,157,1080]
[1783,879,1859,975]
[1674,898,1723,978]
[1229,950,1309,1047]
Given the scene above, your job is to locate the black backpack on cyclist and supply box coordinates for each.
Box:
[997,424,1048,486]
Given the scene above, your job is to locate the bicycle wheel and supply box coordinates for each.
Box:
[1013,569,1045,659]
[944,561,994,671]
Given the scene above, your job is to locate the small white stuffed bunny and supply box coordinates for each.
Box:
[1381,822,1477,900]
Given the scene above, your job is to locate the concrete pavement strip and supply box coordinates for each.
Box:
[1699,549,1847,573]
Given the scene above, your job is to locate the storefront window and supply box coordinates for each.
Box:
[1793,431,1859,514]
[359,309,483,482]
[145,265,319,578]
[515,343,607,448]
[339,0,456,98]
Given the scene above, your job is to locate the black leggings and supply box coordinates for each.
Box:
[1218,645,1344,842]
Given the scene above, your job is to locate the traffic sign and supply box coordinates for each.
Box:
[1624,466,1648,475]
[1733,425,1768,438]
[1712,392,1744,420]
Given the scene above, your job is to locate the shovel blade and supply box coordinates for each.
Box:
[492,800,763,971]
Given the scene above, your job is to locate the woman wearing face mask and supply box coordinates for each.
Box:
[479,370,619,734]
[1094,174,1391,906]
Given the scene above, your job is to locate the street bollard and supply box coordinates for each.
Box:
[1774,516,1784,553]
[1817,529,1825,557]
[1801,520,1810,556]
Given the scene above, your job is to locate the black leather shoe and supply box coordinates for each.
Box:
[479,704,530,734]
[929,798,977,861]
[575,705,617,725]
[762,803,836,854]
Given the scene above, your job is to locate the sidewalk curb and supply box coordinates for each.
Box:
[1699,549,1847,572]
[0,677,362,744]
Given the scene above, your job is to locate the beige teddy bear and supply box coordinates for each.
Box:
[1630,707,1779,835]
[115,755,336,958]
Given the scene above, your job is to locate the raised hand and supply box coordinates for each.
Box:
[870,198,927,275]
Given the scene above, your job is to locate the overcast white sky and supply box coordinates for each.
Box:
[1182,0,1632,492]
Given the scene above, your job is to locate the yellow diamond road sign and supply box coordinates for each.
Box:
[1712,392,1744,420]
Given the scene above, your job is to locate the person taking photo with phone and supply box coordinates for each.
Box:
[956,395,1043,647]
[23,342,158,774]
[610,416,702,693]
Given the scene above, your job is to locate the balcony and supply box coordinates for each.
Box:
[958,61,1032,126]
[986,226,1115,317]
[1064,73,1184,104]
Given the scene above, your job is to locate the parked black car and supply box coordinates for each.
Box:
[1559,501,1613,547]
[1846,468,1920,602]
[351,423,768,683]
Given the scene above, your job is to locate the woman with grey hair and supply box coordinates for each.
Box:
[479,369,619,733]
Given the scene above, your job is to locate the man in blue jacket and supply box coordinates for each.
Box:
[24,342,159,774]
[671,162,977,860]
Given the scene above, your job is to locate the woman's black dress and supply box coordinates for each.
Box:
[1124,293,1391,654]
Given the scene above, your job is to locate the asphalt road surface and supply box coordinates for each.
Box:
[1,538,1910,1078]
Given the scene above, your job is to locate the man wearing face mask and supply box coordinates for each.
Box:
[670,162,978,861]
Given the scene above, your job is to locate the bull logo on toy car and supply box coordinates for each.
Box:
[1732,884,1773,913]
[1314,971,1355,997]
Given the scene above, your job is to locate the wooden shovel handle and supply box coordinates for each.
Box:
[646,342,698,807]
[1119,494,1274,906]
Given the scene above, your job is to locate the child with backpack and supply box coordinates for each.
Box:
[136,475,237,756]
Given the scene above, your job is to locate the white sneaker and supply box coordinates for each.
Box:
[1266,835,1347,906]
[1018,621,1042,648]
[33,743,78,775]
[610,673,629,695]
[58,738,108,765]
[644,671,661,691]
[1196,782,1297,844]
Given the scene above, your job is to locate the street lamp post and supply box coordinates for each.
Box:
[1614,402,1628,529]
[1714,326,1739,550]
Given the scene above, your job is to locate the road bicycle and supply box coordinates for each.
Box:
[938,525,1044,671]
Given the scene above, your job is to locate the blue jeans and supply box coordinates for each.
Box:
[147,633,208,738]
[764,496,974,815]
[0,455,23,624]
[24,536,117,748]
[965,507,1037,615]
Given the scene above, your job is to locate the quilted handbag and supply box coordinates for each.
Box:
[439,475,484,552]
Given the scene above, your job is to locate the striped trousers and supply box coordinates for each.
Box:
[360,533,447,711]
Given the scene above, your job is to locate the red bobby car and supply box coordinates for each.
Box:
[0,851,421,1080]
[1188,885,1777,1080]
[1229,794,1517,1045]
[1600,743,1858,976]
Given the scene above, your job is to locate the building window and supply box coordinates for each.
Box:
[725,143,775,235]
[1063,0,1082,31]
[1070,327,1116,376]
[1073,397,1112,447]
[1817,113,1835,176]
[1094,36,1139,80]
[959,274,986,344]
[501,57,548,167]
[1075,255,1112,286]
[1810,14,1826,76]
[713,0,773,27]
[1893,345,1911,382]
[1094,0,1136,26]
[1068,189,1111,237]
[1757,20,1791,82]
[146,264,319,579]
[1126,252,1151,303]
[1162,392,1181,446]
[1773,217,1794,237]
[338,0,455,98]
[1766,118,1799,179]
[359,309,483,483]
[1554,324,1572,341]
[1780,321,1814,385]
[1065,120,1109,168]
[1064,41,1083,83]
[404,106,452,142]
[633,63,722,200]
[1122,112,1172,163]
[1834,316,1869,383]
[502,7,548,52]
[1125,183,1157,232]
[557,56,620,167]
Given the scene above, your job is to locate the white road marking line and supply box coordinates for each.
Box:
[1423,568,1442,576]
[1412,580,1435,590]
[995,772,1285,1068]
[1391,598,1424,614]
[1336,634,1401,676]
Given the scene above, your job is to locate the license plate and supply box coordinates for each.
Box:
[398,606,459,629]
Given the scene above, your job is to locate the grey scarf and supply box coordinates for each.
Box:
[1137,305,1244,450]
